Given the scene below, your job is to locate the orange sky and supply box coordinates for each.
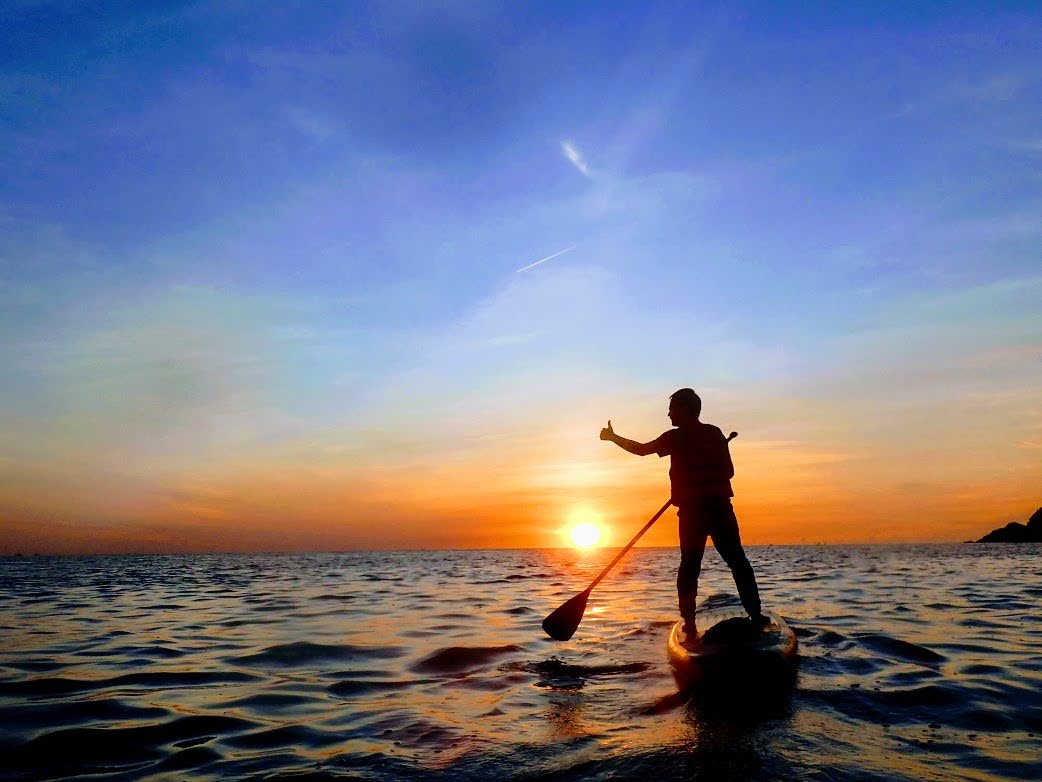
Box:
[2,384,1038,554]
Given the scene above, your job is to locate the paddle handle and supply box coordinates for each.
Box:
[588,499,673,591]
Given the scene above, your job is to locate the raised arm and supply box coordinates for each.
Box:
[599,420,657,456]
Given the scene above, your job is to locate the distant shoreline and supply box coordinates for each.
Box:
[974,507,1042,543]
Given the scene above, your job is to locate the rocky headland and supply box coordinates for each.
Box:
[977,507,1042,542]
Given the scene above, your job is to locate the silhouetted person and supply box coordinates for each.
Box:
[600,388,767,634]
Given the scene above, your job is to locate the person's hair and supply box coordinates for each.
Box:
[670,388,702,417]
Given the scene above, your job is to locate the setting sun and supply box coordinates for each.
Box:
[564,506,606,548]
[569,523,602,548]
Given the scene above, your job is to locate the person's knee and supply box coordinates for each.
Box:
[678,554,702,571]
[721,550,752,574]
[677,560,701,584]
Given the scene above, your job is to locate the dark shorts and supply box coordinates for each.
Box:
[678,496,744,558]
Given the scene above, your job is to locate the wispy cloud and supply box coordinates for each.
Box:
[1003,138,1042,159]
[515,244,577,273]
[892,73,1029,118]
[286,106,338,141]
[561,140,593,178]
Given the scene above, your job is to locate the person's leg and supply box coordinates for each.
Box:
[677,504,708,627]
[706,498,763,619]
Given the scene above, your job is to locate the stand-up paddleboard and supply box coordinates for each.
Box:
[667,606,797,690]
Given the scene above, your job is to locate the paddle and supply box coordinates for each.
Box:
[542,430,738,642]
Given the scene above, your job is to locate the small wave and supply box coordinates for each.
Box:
[3,697,169,732]
[816,630,852,647]
[0,670,259,697]
[172,735,216,749]
[87,643,185,660]
[229,641,404,668]
[313,593,357,602]
[700,593,741,610]
[241,599,299,613]
[8,726,161,775]
[329,678,416,696]
[855,634,946,665]
[111,670,262,690]
[221,692,315,711]
[375,717,462,749]
[411,644,522,674]
[637,690,691,715]
[221,723,342,750]
[7,714,256,777]
[878,683,966,709]
[959,662,1006,676]
[884,668,943,686]
[1,659,65,672]
[150,744,222,773]
[621,620,683,638]
[216,617,280,628]
[957,616,1011,629]
[505,658,650,679]
[525,658,651,692]
[0,677,87,697]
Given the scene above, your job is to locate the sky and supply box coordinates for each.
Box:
[2,1,1040,553]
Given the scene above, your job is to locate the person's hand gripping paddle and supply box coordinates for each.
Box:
[542,430,738,642]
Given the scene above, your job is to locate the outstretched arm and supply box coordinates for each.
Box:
[599,420,657,456]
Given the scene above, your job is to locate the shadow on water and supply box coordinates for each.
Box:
[519,683,800,782]
[687,664,798,721]
[642,655,798,721]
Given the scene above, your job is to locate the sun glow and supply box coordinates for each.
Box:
[569,523,602,548]
[565,507,605,548]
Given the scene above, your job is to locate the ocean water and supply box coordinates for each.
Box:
[2,544,1041,781]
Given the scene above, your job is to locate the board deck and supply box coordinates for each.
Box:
[667,606,797,689]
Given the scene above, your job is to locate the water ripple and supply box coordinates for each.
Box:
[2,544,1041,781]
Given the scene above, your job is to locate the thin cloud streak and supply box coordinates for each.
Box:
[561,141,593,178]
[515,244,577,273]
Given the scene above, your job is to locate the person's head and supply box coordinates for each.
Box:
[668,388,701,427]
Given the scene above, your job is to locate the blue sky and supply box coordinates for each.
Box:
[2,2,1040,551]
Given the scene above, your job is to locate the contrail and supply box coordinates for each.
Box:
[516,244,577,273]
[561,141,592,178]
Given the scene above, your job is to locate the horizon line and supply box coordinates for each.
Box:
[0,540,998,558]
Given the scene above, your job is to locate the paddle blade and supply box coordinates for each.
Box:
[542,589,590,641]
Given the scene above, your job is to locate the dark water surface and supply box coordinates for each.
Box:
[2,545,1041,781]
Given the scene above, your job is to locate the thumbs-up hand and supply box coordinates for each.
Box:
[599,420,614,441]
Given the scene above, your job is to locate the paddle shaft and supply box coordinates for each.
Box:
[587,499,673,592]
[587,430,738,592]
